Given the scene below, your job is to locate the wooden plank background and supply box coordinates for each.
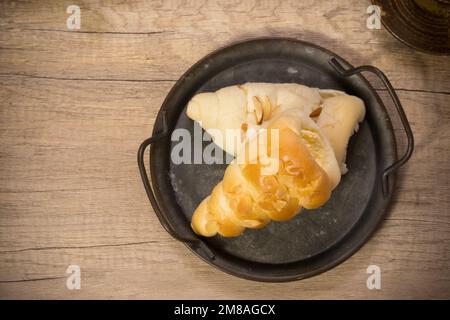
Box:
[0,0,449,299]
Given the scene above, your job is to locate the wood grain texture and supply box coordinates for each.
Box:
[0,0,449,299]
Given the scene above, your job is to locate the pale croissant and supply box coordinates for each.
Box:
[186,83,322,155]
[187,83,365,181]
[191,110,337,237]
[314,95,366,173]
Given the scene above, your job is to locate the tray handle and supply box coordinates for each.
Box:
[137,112,201,244]
[329,58,414,195]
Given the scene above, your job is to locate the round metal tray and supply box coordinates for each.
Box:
[138,38,414,282]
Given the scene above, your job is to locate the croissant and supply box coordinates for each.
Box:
[187,83,366,237]
[191,109,337,237]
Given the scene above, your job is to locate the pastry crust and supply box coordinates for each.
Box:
[315,95,366,173]
[191,111,333,237]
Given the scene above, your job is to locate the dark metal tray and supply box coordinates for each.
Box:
[138,38,414,282]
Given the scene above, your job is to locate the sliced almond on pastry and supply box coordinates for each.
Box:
[253,96,264,124]
[309,106,323,118]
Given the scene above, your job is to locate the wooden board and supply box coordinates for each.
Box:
[0,0,449,299]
